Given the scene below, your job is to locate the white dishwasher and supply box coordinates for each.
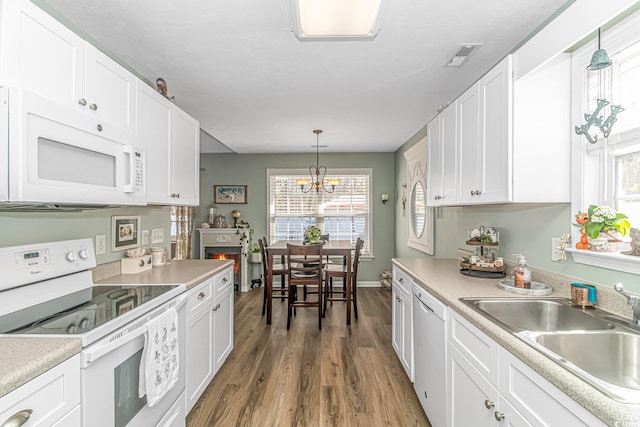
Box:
[412,282,448,427]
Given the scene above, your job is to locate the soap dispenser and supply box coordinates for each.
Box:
[514,254,531,289]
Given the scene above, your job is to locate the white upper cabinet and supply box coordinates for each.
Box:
[171,107,200,206]
[457,84,481,203]
[476,56,511,203]
[427,53,569,206]
[429,103,457,206]
[138,81,200,206]
[0,0,137,136]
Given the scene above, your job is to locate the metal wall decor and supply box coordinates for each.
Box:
[575,28,624,144]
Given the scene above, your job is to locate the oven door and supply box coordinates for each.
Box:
[7,87,145,206]
[81,296,186,427]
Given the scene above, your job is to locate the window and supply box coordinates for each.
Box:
[268,169,372,256]
[576,15,640,228]
[571,10,640,273]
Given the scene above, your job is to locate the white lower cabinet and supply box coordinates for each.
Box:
[0,354,81,427]
[185,266,234,413]
[391,267,413,380]
[447,312,604,427]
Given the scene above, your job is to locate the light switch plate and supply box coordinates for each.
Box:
[151,228,164,244]
[141,229,149,245]
[95,234,106,255]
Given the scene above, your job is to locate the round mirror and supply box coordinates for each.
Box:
[411,181,426,238]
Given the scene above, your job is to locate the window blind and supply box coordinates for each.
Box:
[268,169,371,255]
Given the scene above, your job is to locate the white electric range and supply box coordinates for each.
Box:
[0,239,187,427]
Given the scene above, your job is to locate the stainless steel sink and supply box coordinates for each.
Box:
[460,297,640,403]
[462,297,614,332]
[523,331,640,403]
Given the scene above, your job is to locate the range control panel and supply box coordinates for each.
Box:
[0,238,96,292]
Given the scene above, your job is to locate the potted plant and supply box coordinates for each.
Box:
[304,225,322,243]
[250,243,261,263]
[583,205,631,251]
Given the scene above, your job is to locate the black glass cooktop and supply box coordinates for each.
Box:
[1,285,178,335]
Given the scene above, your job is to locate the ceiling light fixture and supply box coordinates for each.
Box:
[296,130,340,193]
[289,0,389,41]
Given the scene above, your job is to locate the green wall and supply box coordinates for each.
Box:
[197,152,395,282]
[0,206,172,264]
[394,126,640,293]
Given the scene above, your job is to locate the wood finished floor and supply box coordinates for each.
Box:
[186,287,431,427]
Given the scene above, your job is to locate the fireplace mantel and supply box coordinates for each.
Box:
[198,228,251,292]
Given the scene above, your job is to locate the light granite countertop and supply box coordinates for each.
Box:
[96,259,235,290]
[1,259,232,400]
[393,257,640,426]
[0,337,81,398]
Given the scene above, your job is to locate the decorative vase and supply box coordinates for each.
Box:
[251,252,261,263]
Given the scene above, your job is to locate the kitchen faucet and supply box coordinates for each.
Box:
[614,283,640,325]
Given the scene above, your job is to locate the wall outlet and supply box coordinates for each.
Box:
[141,229,149,245]
[95,234,106,255]
[551,237,562,262]
[151,228,164,244]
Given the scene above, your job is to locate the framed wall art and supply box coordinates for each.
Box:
[111,215,141,251]
[214,185,248,204]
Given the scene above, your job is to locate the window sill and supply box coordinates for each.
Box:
[566,248,640,275]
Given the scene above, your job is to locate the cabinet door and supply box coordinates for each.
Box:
[85,45,136,134]
[213,282,234,373]
[0,0,86,106]
[457,84,480,203]
[427,118,443,205]
[185,305,214,413]
[138,81,173,204]
[171,107,200,206]
[440,104,457,204]
[448,345,496,427]
[478,56,511,203]
[391,286,403,360]
[401,292,413,381]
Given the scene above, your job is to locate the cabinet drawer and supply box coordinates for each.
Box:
[392,266,411,294]
[448,312,500,387]
[214,267,234,296]
[187,278,214,314]
[0,354,80,427]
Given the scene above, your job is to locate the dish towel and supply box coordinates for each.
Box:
[138,307,180,407]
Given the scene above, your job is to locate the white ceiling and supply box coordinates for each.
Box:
[39,0,572,154]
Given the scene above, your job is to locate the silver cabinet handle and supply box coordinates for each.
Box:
[89,103,97,110]
[96,124,102,132]
[171,193,177,197]
[213,303,221,311]
[484,400,494,409]
[78,98,87,106]
[476,190,482,195]
[2,409,33,427]
[197,292,206,299]
[434,195,442,200]
[494,411,505,421]
[398,277,404,283]
[395,296,401,303]
[222,277,228,283]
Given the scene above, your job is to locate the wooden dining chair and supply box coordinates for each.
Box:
[286,243,324,330]
[259,237,288,316]
[323,237,364,320]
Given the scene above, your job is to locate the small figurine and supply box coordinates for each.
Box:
[156,77,168,97]
[573,212,590,249]
[623,227,640,256]
[557,233,571,261]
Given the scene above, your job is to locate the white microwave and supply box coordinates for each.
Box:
[0,87,145,207]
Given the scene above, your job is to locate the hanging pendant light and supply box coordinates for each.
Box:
[296,130,340,193]
[587,28,612,71]
[575,28,624,144]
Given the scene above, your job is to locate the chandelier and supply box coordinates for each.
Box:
[296,130,340,193]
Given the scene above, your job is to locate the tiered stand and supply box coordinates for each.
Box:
[459,241,506,279]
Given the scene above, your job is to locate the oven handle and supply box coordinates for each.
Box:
[81,294,187,367]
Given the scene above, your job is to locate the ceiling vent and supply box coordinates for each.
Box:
[444,44,482,67]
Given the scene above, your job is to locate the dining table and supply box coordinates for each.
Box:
[265,240,354,326]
